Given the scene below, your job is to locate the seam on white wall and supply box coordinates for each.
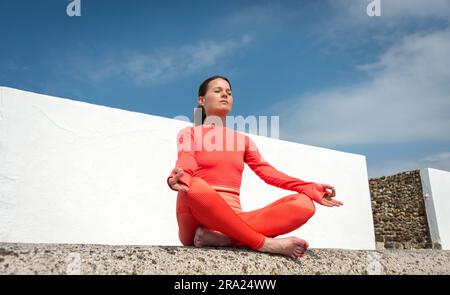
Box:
[420,168,441,246]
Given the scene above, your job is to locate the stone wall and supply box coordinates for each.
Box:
[369,170,433,249]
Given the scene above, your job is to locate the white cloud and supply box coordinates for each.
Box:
[368,151,450,178]
[267,28,450,146]
[67,35,252,86]
[319,0,450,49]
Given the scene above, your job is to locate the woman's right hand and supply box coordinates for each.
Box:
[168,167,189,192]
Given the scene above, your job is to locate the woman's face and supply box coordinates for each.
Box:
[198,78,233,117]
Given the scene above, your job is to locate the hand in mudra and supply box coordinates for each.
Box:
[316,183,343,207]
[168,167,189,192]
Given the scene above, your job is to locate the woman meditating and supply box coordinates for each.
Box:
[167,75,343,259]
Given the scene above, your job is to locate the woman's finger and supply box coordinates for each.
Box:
[174,167,183,176]
[169,174,182,185]
[171,170,184,182]
[174,173,183,182]
[168,177,182,190]
[169,172,180,185]
[171,183,189,192]
[323,198,341,207]
[330,199,343,207]
[320,199,334,207]
[323,184,336,197]
[321,183,332,189]
[330,199,344,206]
[168,176,177,185]
[170,182,180,191]
[319,183,332,197]
[326,184,336,197]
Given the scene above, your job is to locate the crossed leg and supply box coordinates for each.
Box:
[176,177,316,258]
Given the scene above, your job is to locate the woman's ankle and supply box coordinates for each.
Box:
[258,237,273,252]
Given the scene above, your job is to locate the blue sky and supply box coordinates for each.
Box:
[1,0,449,178]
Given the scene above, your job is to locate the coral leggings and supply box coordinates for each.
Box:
[176,177,316,250]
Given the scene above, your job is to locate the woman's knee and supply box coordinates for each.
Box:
[291,194,316,220]
[186,177,214,198]
[186,176,207,195]
[184,177,218,210]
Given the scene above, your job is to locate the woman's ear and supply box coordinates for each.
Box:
[197,96,205,106]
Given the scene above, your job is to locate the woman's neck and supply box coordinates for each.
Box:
[204,115,227,127]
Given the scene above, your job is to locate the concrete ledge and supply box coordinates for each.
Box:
[1,243,449,275]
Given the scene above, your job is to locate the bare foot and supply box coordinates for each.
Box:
[258,237,308,260]
[193,227,233,247]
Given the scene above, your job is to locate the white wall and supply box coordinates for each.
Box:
[0,86,376,249]
[421,168,450,250]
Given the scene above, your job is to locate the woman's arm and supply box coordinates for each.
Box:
[244,135,326,203]
[167,127,198,191]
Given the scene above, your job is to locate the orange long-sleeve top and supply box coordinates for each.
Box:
[167,123,326,208]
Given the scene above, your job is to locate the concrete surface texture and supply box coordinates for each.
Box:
[1,243,449,275]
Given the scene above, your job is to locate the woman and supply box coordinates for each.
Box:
[167,75,343,259]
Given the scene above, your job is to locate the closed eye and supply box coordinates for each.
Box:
[214,88,232,95]
[215,90,232,95]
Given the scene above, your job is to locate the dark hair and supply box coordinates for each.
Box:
[194,75,232,126]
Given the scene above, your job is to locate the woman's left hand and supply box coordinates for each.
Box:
[316,183,344,207]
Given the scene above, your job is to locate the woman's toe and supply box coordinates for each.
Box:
[295,246,305,252]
